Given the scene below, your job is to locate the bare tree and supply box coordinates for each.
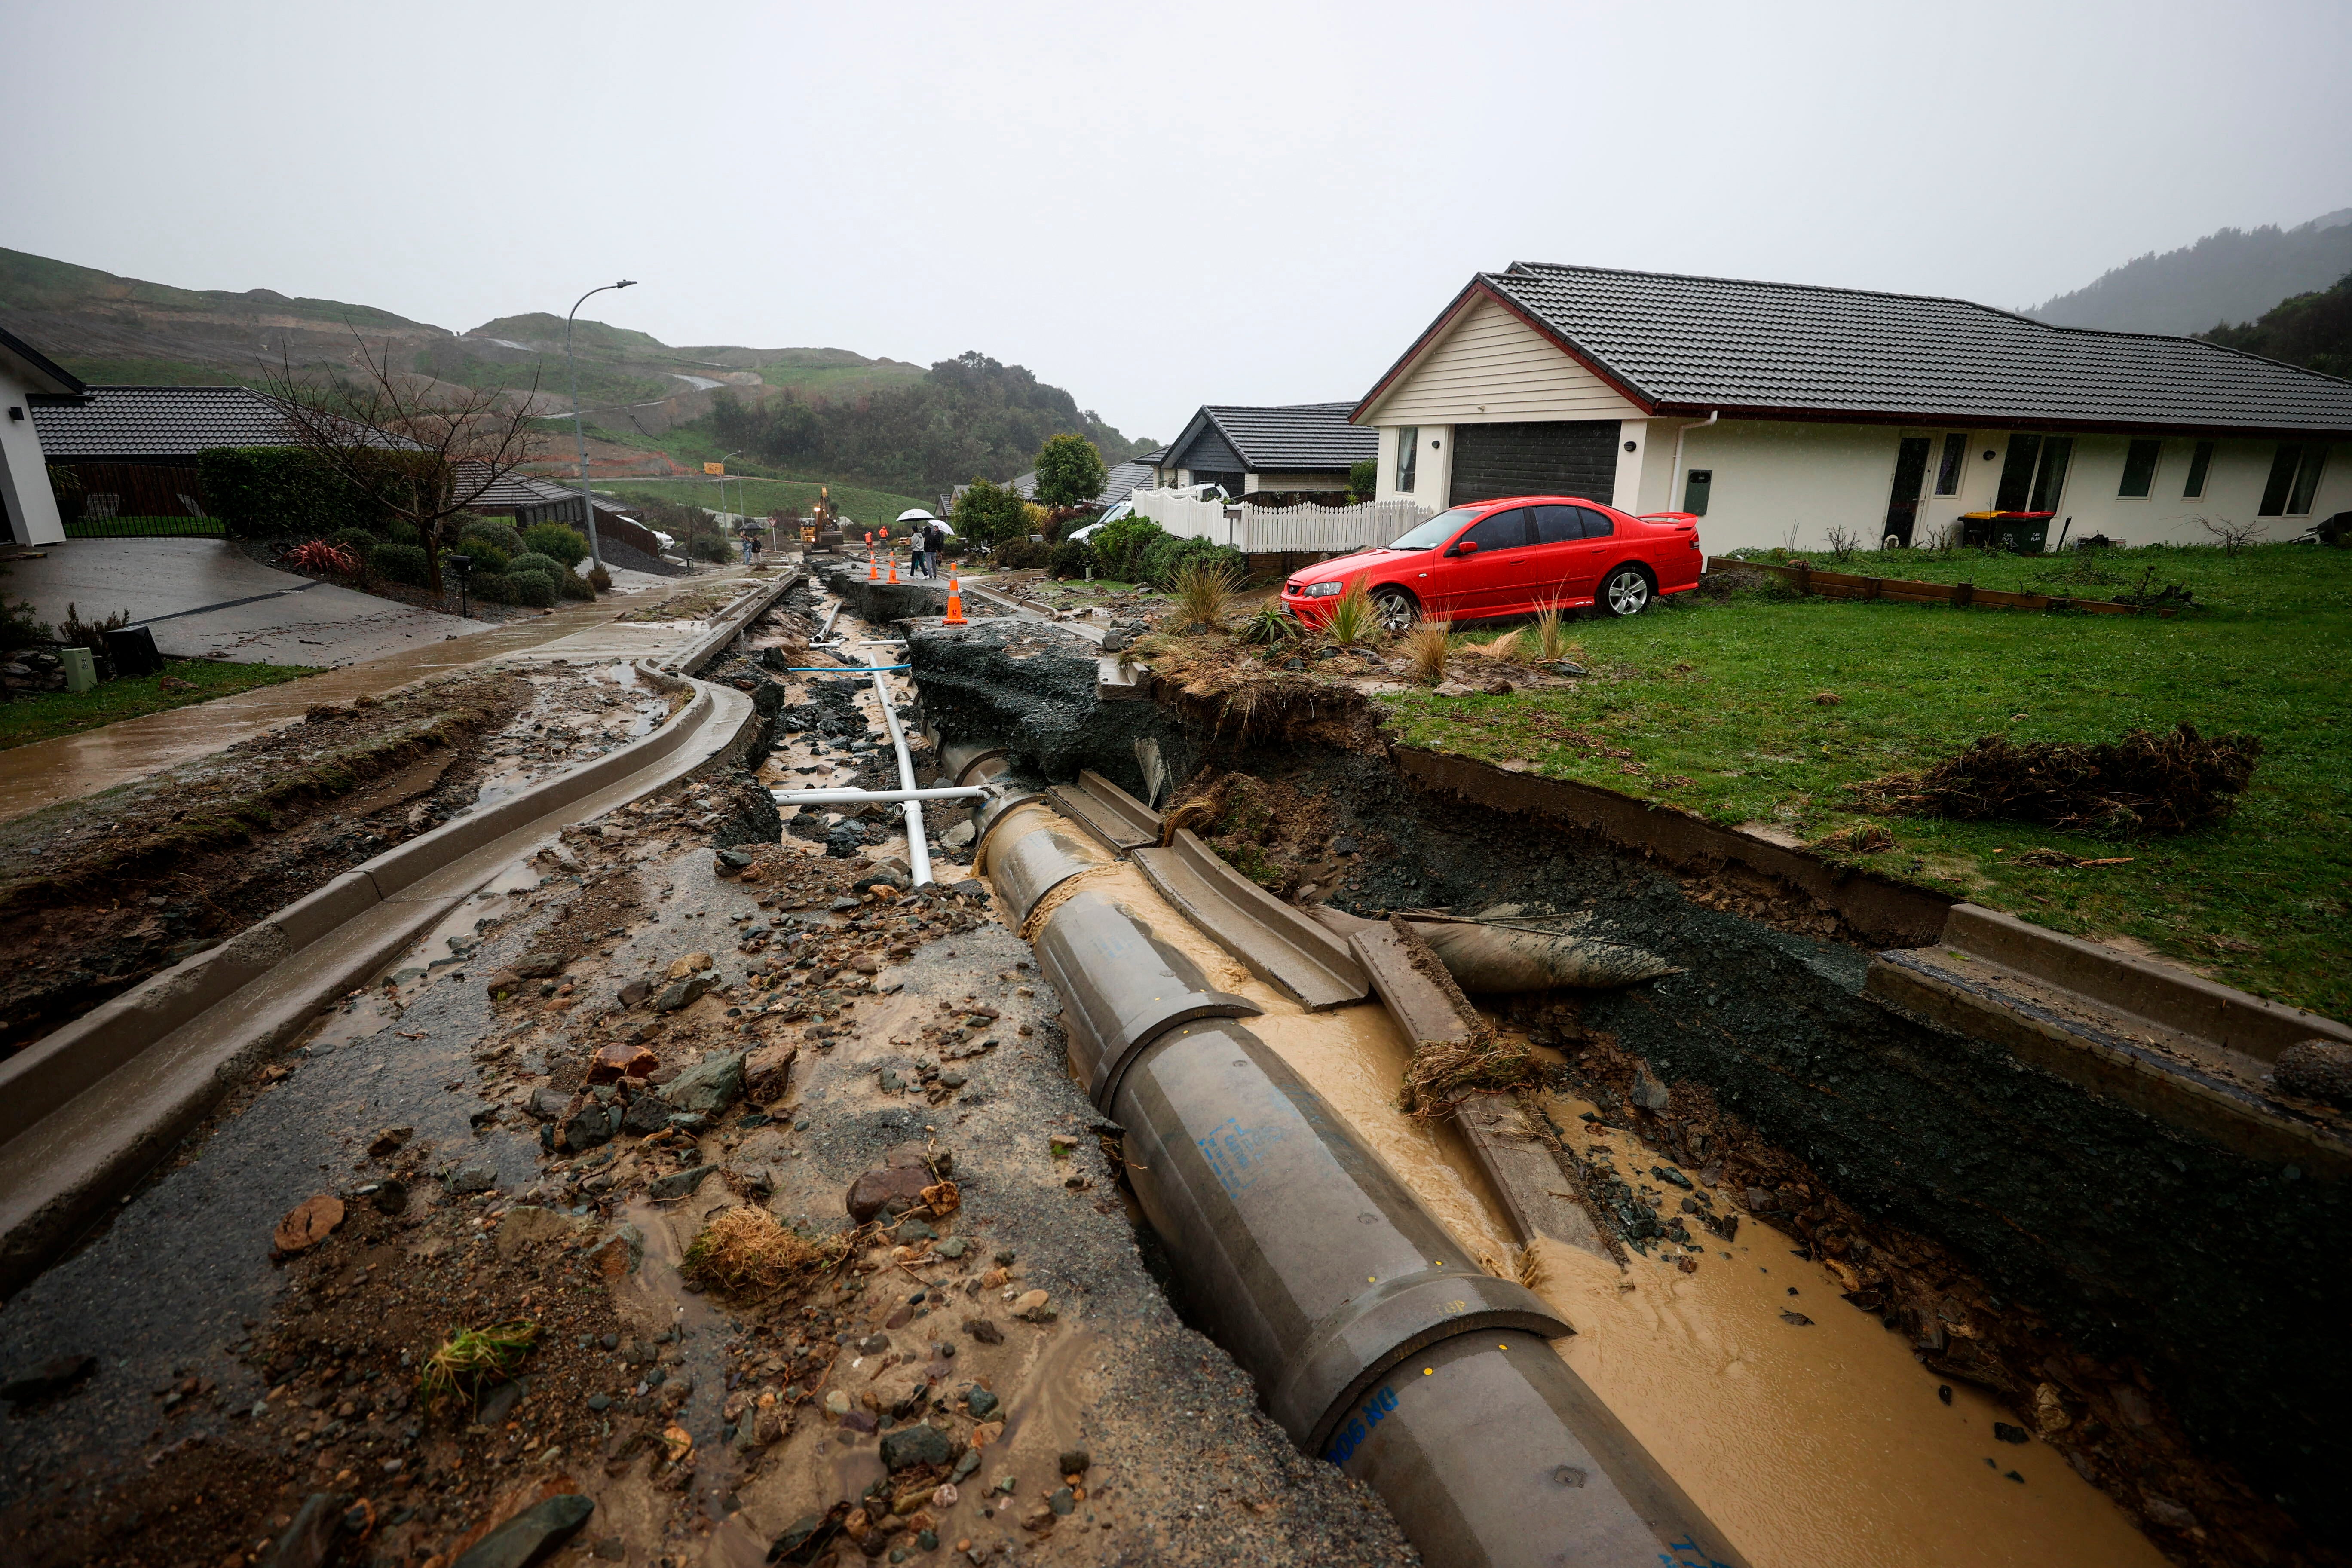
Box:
[2190,514,2262,555]
[259,333,546,594]
[1822,524,1861,562]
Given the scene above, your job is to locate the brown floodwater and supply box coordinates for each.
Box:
[1004,858,2169,1568]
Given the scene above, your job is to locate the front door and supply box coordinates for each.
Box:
[1883,436,1931,546]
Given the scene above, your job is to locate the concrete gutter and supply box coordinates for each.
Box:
[0,571,799,1299]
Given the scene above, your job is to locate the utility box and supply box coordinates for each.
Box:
[59,646,96,694]
[104,625,163,677]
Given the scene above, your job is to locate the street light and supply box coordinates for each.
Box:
[719,448,747,560]
[567,279,637,573]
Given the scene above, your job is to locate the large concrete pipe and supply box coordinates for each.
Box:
[1026,873,1747,1568]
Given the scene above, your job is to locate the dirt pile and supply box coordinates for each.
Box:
[1849,722,2262,835]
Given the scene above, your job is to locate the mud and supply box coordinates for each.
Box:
[909,617,2350,1563]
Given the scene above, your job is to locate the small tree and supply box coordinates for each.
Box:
[952,478,1029,547]
[260,334,545,595]
[1032,434,1107,508]
[1348,457,1378,502]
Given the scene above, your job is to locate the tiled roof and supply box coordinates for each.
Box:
[453,461,547,508]
[1096,459,1154,506]
[1136,446,1169,466]
[1195,403,1376,470]
[1447,263,2352,435]
[28,385,301,457]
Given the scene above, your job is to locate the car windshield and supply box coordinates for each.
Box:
[1379,507,1479,551]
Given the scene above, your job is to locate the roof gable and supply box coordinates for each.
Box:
[1168,402,1376,473]
[1356,292,1646,426]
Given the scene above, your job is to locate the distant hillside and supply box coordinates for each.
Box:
[2202,271,2352,380]
[2027,208,2352,334]
[0,246,1145,485]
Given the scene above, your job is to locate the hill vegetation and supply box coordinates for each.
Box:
[2202,271,2352,379]
[2027,208,2352,334]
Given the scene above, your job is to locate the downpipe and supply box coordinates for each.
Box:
[983,811,1747,1568]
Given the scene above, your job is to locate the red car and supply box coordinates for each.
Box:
[1279,496,1701,631]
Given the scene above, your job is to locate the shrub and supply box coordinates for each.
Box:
[586,564,613,592]
[508,550,565,579]
[1141,533,1244,592]
[1048,538,1094,579]
[506,571,558,608]
[469,571,516,604]
[1348,456,1379,502]
[327,527,378,561]
[196,447,381,540]
[454,516,525,555]
[384,518,421,546]
[555,567,594,600]
[1171,558,1239,629]
[452,537,511,575]
[993,538,1050,570]
[1091,515,1164,582]
[520,522,590,566]
[279,539,364,577]
[690,536,734,564]
[1,597,51,646]
[373,542,431,586]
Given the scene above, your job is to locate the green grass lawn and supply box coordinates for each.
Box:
[0,658,319,750]
[600,476,935,531]
[1382,542,2351,1018]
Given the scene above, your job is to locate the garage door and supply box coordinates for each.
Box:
[1448,420,1622,507]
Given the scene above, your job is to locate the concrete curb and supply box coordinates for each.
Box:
[0,572,798,1299]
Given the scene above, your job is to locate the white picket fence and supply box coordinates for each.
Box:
[1130,489,1432,554]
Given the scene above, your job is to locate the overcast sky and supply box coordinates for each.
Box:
[8,0,2349,443]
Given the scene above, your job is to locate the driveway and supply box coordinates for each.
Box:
[7,538,493,667]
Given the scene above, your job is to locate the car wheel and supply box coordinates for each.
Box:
[1371,587,1419,633]
[1602,567,1653,617]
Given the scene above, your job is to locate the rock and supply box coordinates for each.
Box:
[2139,1491,2198,1531]
[1011,1291,1054,1324]
[1993,1421,2030,1445]
[841,1409,877,1434]
[824,1389,852,1416]
[1480,679,1514,697]
[448,1165,499,1195]
[371,1179,409,1215]
[653,974,716,1014]
[666,953,716,980]
[1432,679,1474,697]
[1779,1310,1813,1326]
[526,1089,570,1122]
[562,1105,622,1152]
[513,952,565,979]
[1047,1487,1075,1516]
[940,821,976,851]
[618,980,651,1009]
[952,1449,981,1482]
[881,1423,955,1471]
[662,1051,746,1116]
[451,1492,595,1568]
[648,1165,717,1202]
[0,1354,96,1403]
[716,848,756,873]
[1629,1062,1671,1111]
[494,1206,576,1260]
[274,1194,345,1253]
[965,1318,1003,1347]
[257,1490,350,1568]
[622,1094,671,1135]
[476,1381,525,1427]
[847,1164,934,1223]
[2273,1038,2352,1105]
[744,1041,798,1104]
[483,968,524,998]
[965,1387,999,1418]
[935,1237,969,1259]
[587,1042,660,1084]
[2032,1381,2071,1435]
[1057,1449,1090,1476]
[367,1125,413,1156]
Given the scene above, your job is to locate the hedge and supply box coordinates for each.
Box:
[373,542,430,586]
[521,522,589,566]
[196,447,381,540]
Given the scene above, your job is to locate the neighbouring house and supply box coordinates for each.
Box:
[0,325,87,546]
[1150,406,1375,502]
[453,461,671,562]
[25,383,318,533]
[1353,262,2352,552]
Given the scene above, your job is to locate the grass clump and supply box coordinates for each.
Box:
[1398,1029,1536,1121]
[680,1205,853,1299]
[1321,577,1378,647]
[1852,723,2263,835]
[1171,558,1240,631]
[1532,605,1571,661]
[1401,619,1453,685]
[418,1320,539,1412]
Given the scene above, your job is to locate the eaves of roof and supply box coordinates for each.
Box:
[0,324,88,398]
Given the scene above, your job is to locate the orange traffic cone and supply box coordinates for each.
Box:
[868,552,878,581]
[943,576,967,625]
[887,554,899,584]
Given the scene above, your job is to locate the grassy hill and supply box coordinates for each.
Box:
[2027,208,2352,334]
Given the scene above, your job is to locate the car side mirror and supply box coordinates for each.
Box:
[1450,540,1479,557]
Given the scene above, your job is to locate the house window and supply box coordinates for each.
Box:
[1395,427,1418,493]
[1934,433,1968,496]
[2118,439,2162,497]
[2260,442,2328,516]
[2183,441,2214,499]
[1683,469,1712,516]
[1996,433,2073,512]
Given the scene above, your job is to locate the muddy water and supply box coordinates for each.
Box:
[990,844,2167,1567]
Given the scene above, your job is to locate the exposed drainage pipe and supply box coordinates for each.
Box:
[768,786,989,806]
[986,812,1747,1568]
[871,666,932,887]
[1667,410,1718,514]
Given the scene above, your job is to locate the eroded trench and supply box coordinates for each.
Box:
[890,600,2344,1568]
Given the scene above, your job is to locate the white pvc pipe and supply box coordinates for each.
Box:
[870,666,933,887]
[770,786,988,805]
[1668,410,1718,513]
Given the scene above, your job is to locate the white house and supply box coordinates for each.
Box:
[1353,263,2352,553]
[0,326,86,546]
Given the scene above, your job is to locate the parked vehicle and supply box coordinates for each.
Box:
[1280,496,1700,630]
